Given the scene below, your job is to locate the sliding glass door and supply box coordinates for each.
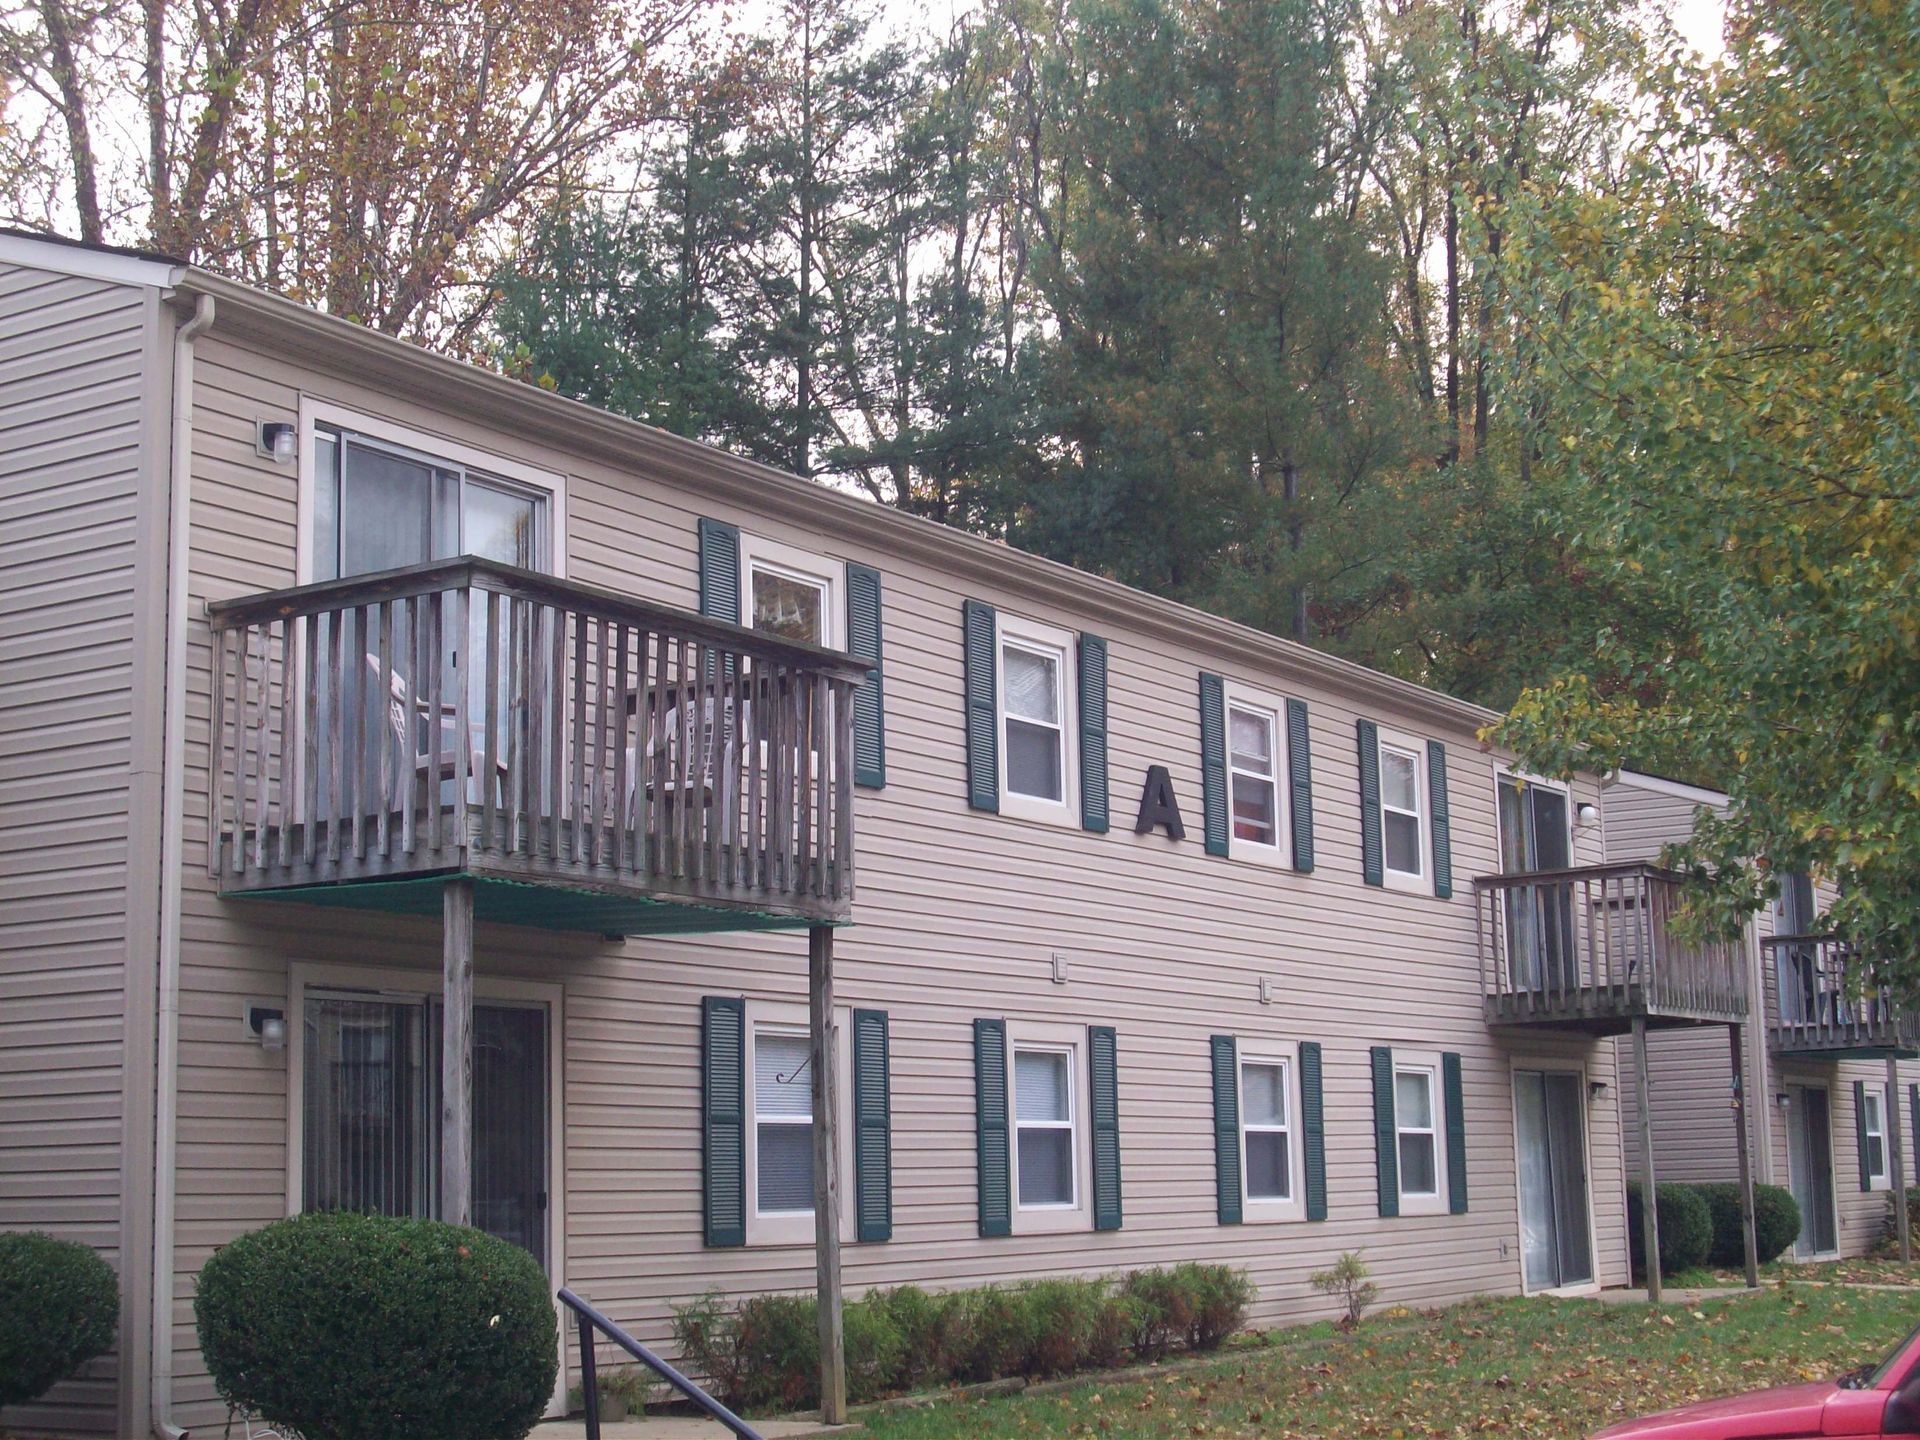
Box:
[1498,776,1576,991]
[303,992,549,1269]
[1515,1069,1593,1291]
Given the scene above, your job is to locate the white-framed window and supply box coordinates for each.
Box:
[1376,726,1428,891]
[740,533,842,650]
[743,1002,856,1245]
[996,615,1078,826]
[1864,1084,1891,1191]
[1005,1021,1090,1233]
[1225,685,1288,864]
[1239,1042,1305,1221]
[1393,1055,1447,1215]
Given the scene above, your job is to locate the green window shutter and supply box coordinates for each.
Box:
[700,996,746,1247]
[1856,1080,1873,1191]
[963,601,999,813]
[1199,673,1228,857]
[1910,1085,1919,1184]
[1371,1045,1399,1217]
[852,1009,892,1242]
[1089,1026,1122,1231]
[1301,1040,1327,1221]
[1443,1051,1468,1214]
[1428,741,1453,899]
[1210,1035,1242,1224]
[1079,635,1110,834]
[846,563,887,789]
[974,1018,1011,1236]
[1357,720,1383,886]
[1287,698,1315,873]
[697,518,741,623]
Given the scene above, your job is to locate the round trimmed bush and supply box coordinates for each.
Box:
[0,1232,118,1408]
[195,1212,556,1440]
[1625,1181,1713,1278]
[1694,1182,1801,1267]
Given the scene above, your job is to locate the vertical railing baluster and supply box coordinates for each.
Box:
[251,624,270,874]
[402,597,420,856]
[270,618,291,870]
[578,1312,600,1440]
[795,669,814,894]
[522,602,544,857]
[377,601,395,859]
[674,639,694,881]
[452,584,472,858]
[351,604,370,861]
[327,603,344,863]
[548,602,566,862]
[208,625,228,877]
[612,622,629,872]
[834,679,853,899]
[812,674,828,896]
[427,589,447,855]
[746,663,765,893]
[594,618,613,868]
[483,590,500,853]
[649,629,669,880]
[571,609,589,866]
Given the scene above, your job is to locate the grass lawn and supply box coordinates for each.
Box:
[1666,1256,1920,1290]
[860,1286,1920,1440]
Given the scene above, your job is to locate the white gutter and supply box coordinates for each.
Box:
[151,293,214,1440]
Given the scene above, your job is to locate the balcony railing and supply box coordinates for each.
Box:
[1475,863,1748,1034]
[205,557,869,931]
[1764,934,1920,1057]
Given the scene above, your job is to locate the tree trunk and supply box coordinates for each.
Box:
[40,0,102,243]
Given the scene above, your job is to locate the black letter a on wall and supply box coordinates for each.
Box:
[1134,765,1186,840]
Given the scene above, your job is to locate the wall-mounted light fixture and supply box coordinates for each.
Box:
[1776,1092,1792,1110]
[1575,801,1602,828]
[245,1002,287,1050]
[256,420,297,463]
[1588,1079,1611,1103]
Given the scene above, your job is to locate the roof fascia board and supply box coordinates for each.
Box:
[176,269,1504,738]
[0,231,181,288]
[1608,768,1729,808]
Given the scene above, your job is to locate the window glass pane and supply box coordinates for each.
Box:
[1381,747,1419,813]
[1232,773,1276,844]
[1400,1133,1438,1195]
[303,997,428,1219]
[1006,720,1063,801]
[1229,708,1273,774]
[757,1122,815,1212]
[315,434,340,582]
[1003,646,1059,724]
[1395,1071,1433,1130]
[465,482,539,568]
[1015,1050,1070,1122]
[754,1032,812,1118]
[752,569,825,645]
[1246,1131,1290,1200]
[1242,1063,1287,1127]
[340,441,435,576]
[1385,811,1422,875]
[1017,1128,1074,1206]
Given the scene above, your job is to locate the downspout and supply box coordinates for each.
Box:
[151,292,214,1440]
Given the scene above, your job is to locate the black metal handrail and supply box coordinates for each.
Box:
[558,1287,766,1440]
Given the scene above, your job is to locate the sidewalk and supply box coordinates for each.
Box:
[533,1416,858,1439]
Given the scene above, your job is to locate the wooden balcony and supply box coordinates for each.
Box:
[205,557,869,934]
[1764,935,1920,1058]
[1475,863,1748,1036]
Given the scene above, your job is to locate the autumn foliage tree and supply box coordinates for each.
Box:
[1499,0,1920,973]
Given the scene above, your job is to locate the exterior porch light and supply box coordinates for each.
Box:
[244,1002,286,1050]
[1587,1079,1610,1103]
[256,420,297,462]
[1575,801,1601,828]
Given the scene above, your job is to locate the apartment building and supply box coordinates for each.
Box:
[1605,771,1919,1263]
[2,228,1763,1438]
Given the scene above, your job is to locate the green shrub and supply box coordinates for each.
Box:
[957,1284,1042,1381]
[866,1285,970,1391]
[1880,1190,1920,1255]
[194,1212,556,1440]
[1626,1182,1714,1278]
[1694,1182,1802,1267]
[1088,1293,1144,1370]
[1117,1267,1192,1361]
[674,1289,912,1411]
[1177,1262,1253,1350]
[843,1296,906,1403]
[0,1232,119,1409]
[1309,1251,1379,1330]
[1021,1278,1108,1377]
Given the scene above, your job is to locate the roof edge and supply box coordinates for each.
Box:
[171,268,1507,739]
[0,227,183,288]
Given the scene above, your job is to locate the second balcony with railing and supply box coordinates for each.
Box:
[205,557,870,934]
[1475,863,1749,1035]
[1764,934,1920,1058]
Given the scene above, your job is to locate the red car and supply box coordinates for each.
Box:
[1593,1321,1920,1438]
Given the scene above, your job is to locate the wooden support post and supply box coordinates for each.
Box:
[441,877,474,1228]
[1890,1057,1911,1264]
[809,925,847,1425]
[1633,1017,1662,1301]
[1730,1025,1759,1288]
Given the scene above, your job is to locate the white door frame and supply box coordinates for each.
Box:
[1509,1056,1601,1297]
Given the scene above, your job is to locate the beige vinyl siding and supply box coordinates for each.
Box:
[159,329,1628,1428]
[0,262,161,1435]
